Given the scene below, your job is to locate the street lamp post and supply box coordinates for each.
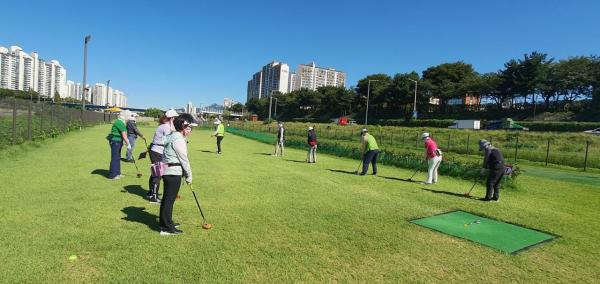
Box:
[365,80,379,126]
[106,80,110,107]
[408,79,418,119]
[274,97,278,118]
[81,35,91,111]
[268,90,276,121]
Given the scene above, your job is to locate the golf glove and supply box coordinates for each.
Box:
[127,144,132,150]
[185,176,193,184]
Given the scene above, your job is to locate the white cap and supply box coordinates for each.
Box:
[131,113,139,117]
[214,119,221,125]
[165,109,179,118]
[421,132,430,139]
[308,126,314,130]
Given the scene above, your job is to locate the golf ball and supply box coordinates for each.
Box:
[68,255,78,261]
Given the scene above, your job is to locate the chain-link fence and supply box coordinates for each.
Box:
[0,96,113,148]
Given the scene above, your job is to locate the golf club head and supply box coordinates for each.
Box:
[136,173,143,178]
[138,151,147,160]
[202,223,213,230]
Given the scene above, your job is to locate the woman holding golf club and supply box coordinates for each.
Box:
[107,113,130,180]
[159,113,197,236]
[359,129,380,175]
[421,132,442,185]
[125,113,144,162]
[146,109,179,203]
[306,126,317,163]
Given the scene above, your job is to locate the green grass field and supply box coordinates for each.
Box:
[1,125,599,282]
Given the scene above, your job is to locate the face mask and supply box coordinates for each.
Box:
[183,127,192,137]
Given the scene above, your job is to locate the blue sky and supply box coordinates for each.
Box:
[1,0,599,109]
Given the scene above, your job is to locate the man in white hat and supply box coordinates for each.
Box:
[421,132,443,184]
[306,126,317,163]
[211,118,225,154]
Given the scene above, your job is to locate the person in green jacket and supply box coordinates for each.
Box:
[359,129,380,175]
[211,118,225,154]
[108,113,130,180]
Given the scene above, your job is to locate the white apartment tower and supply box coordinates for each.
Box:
[247,61,290,101]
[292,62,346,91]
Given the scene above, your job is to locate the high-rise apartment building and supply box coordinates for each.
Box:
[247,61,290,101]
[292,62,346,91]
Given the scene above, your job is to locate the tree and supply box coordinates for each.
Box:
[229,103,244,112]
[591,56,600,108]
[422,62,477,112]
[315,86,353,118]
[144,108,164,118]
[355,74,392,119]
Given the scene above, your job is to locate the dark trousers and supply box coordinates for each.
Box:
[108,141,123,178]
[159,175,182,231]
[147,150,162,197]
[486,167,504,200]
[216,136,224,153]
[362,150,380,174]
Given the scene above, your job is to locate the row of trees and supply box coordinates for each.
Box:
[245,52,600,121]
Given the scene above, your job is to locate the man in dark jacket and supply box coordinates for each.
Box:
[479,139,505,202]
[273,122,285,157]
[125,113,144,162]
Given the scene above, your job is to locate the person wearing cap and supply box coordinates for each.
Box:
[359,129,380,175]
[146,109,179,203]
[306,126,317,163]
[273,122,285,157]
[421,132,443,184]
[125,113,144,162]
[211,118,225,154]
[107,113,131,180]
[479,139,505,202]
[159,113,197,235]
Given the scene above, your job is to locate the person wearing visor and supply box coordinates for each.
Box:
[159,113,197,235]
[479,139,505,202]
[146,109,179,203]
[421,132,443,185]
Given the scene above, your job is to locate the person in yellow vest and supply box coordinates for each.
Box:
[359,129,380,175]
[211,119,225,154]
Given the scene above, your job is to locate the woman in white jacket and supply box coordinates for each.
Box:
[159,113,197,236]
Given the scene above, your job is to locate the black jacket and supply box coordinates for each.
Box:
[126,120,143,138]
[307,130,317,144]
[483,147,505,169]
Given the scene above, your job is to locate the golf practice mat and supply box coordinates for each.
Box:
[410,210,557,254]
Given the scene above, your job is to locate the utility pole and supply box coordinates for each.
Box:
[81,35,91,111]
[106,80,110,107]
[409,78,418,119]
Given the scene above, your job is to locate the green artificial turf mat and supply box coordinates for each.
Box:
[410,210,557,254]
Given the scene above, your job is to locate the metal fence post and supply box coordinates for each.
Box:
[583,141,590,171]
[545,139,550,166]
[12,97,17,145]
[514,136,519,162]
[27,100,32,141]
[466,134,470,154]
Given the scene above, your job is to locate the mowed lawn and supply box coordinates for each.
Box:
[1,125,599,283]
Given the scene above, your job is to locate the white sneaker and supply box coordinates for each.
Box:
[420,181,432,185]
[111,176,121,180]
[160,230,182,236]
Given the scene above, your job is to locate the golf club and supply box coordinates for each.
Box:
[464,179,479,197]
[138,137,149,160]
[188,184,212,230]
[355,153,364,174]
[130,156,143,178]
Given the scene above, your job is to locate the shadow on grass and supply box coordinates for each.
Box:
[285,159,308,163]
[379,175,420,183]
[91,169,109,178]
[254,153,272,156]
[327,169,358,175]
[122,185,147,198]
[200,150,215,153]
[420,187,478,200]
[121,206,159,232]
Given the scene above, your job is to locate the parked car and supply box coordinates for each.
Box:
[584,128,600,135]
[448,120,481,130]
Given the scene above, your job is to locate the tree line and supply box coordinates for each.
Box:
[244,52,600,121]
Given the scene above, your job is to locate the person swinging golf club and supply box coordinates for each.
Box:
[421,132,443,185]
[273,122,285,157]
[211,118,224,154]
[359,129,380,175]
[479,139,505,202]
[159,113,197,236]
[146,109,179,203]
[306,126,317,163]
